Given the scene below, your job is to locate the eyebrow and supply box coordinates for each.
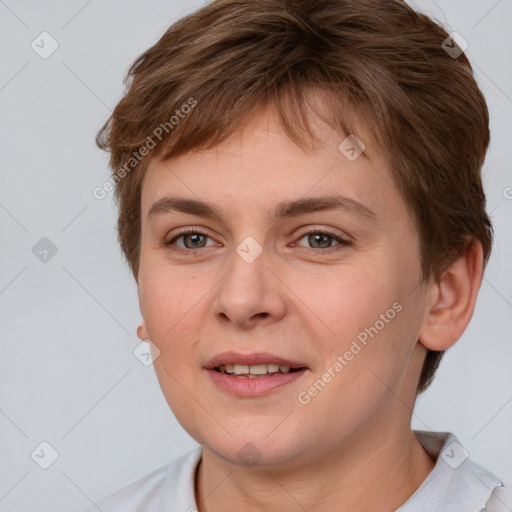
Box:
[147,194,377,223]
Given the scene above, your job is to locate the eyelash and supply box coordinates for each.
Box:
[164,227,352,255]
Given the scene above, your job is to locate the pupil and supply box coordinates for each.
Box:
[186,234,205,248]
[310,233,331,248]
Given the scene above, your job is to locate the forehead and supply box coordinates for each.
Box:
[140,103,405,228]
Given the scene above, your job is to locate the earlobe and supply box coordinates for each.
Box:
[419,240,484,352]
[137,323,149,341]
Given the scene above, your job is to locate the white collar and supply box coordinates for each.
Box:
[137,430,504,511]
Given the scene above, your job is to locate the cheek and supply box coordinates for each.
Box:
[293,262,411,393]
[138,259,204,339]
[138,265,211,403]
[294,260,400,344]
[297,306,415,436]
[139,267,204,423]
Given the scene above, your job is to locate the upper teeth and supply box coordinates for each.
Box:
[218,363,291,375]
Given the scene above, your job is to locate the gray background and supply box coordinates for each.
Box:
[0,1,511,511]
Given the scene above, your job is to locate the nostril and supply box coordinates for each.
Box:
[252,312,269,320]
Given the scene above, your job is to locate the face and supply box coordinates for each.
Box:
[137,102,430,468]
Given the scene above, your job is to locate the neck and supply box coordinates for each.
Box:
[194,421,436,512]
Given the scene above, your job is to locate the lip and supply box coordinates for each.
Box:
[206,367,308,396]
[204,351,308,370]
[204,351,309,397]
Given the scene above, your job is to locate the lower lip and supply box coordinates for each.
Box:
[206,368,308,396]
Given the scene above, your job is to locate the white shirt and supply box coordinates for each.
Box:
[83,430,510,511]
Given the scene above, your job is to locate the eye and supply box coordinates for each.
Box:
[165,228,217,252]
[294,227,352,252]
[164,227,352,255]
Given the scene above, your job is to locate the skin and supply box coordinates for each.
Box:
[136,100,483,511]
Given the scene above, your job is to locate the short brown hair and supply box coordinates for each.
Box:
[96,0,493,394]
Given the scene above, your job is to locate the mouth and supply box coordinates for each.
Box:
[213,363,305,378]
[205,352,309,396]
[205,351,309,374]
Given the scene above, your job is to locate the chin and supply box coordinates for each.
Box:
[194,427,314,469]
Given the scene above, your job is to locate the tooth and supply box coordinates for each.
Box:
[233,364,250,374]
[249,364,268,375]
[222,363,295,376]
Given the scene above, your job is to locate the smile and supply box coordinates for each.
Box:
[215,363,302,377]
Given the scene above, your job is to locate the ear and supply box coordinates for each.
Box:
[137,322,149,341]
[419,240,484,351]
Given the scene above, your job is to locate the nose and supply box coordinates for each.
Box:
[211,241,287,330]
